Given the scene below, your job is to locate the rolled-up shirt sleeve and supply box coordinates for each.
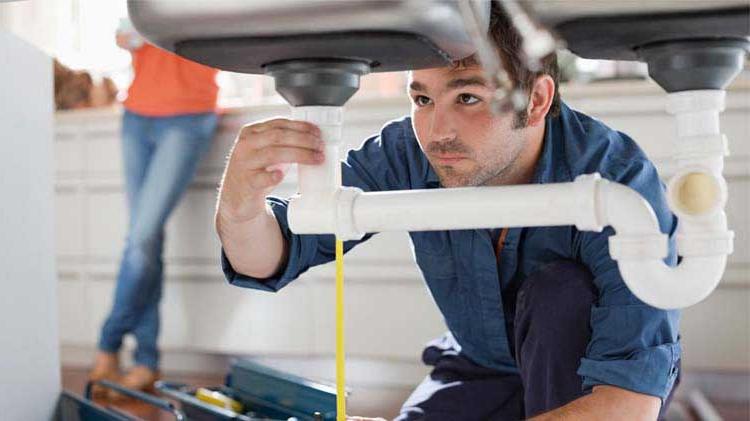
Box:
[576,156,681,402]
[221,196,322,292]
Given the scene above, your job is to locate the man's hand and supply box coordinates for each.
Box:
[529,385,661,420]
[216,118,326,278]
[217,118,325,224]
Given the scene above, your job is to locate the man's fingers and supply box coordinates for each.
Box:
[246,146,325,169]
[247,127,324,152]
[220,118,324,221]
[244,118,320,136]
[246,169,283,190]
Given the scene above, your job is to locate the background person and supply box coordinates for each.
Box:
[88,19,220,395]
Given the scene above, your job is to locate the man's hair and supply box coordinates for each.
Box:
[455,3,561,125]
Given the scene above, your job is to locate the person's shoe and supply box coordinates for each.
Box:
[87,351,121,398]
[108,365,160,400]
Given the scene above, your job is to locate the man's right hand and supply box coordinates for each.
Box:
[217,118,326,224]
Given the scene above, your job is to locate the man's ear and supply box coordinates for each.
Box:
[526,75,555,127]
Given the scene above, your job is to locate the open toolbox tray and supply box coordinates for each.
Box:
[53,378,185,421]
[156,359,338,421]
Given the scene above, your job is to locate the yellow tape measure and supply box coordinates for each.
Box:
[335,239,346,421]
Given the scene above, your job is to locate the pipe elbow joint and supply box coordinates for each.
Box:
[335,186,365,241]
[287,187,365,241]
[288,192,337,234]
[596,180,668,260]
[573,173,605,232]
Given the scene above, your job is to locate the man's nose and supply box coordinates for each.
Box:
[429,104,457,142]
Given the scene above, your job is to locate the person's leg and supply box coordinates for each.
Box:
[127,112,218,371]
[97,111,153,351]
[512,260,596,418]
[99,112,216,372]
[117,289,161,394]
[120,111,156,227]
[395,333,524,421]
[513,260,680,419]
[91,110,154,393]
[129,271,162,371]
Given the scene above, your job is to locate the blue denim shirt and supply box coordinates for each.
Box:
[222,102,681,401]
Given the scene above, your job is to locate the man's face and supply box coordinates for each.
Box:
[409,65,527,188]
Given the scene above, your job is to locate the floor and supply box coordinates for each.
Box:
[62,366,749,421]
[703,400,750,421]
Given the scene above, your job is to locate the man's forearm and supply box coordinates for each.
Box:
[216,203,288,279]
[529,385,660,421]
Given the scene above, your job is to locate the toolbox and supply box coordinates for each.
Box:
[157,359,337,421]
[53,359,338,421]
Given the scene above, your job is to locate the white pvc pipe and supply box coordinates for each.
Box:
[291,106,343,195]
[352,183,582,233]
[605,90,733,309]
[286,91,733,310]
[618,257,726,310]
[290,169,727,309]
[288,106,343,234]
[596,179,729,309]
[666,90,724,139]
[599,181,661,237]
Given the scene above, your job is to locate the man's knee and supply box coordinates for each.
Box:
[122,232,164,270]
[515,260,597,330]
[513,260,598,365]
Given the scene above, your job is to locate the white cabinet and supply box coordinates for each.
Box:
[0,29,60,421]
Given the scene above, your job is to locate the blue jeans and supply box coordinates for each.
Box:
[98,110,218,370]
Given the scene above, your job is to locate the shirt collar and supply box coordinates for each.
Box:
[531,111,557,185]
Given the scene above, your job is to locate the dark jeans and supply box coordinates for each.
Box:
[395,260,678,420]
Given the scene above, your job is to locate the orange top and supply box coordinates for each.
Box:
[124,43,219,116]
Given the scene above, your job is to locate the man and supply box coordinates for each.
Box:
[216,6,680,420]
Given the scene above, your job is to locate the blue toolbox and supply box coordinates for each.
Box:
[53,379,186,420]
[53,359,338,421]
[157,359,338,421]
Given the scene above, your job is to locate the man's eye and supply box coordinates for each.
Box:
[458,93,480,105]
[413,95,431,106]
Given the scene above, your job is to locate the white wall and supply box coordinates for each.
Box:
[0,30,60,420]
[0,0,61,55]
[55,76,750,380]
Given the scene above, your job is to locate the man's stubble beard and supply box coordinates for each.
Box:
[427,112,529,188]
[435,131,526,188]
